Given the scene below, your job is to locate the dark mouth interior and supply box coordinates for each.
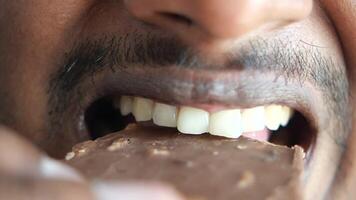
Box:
[84,96,316,154]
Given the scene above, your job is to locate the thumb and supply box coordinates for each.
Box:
[0,126,42,176]
[0,126,83,182]
[92,181,184,200]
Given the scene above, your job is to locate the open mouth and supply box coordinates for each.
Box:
[84,94,316,162]
[62,49,321,173]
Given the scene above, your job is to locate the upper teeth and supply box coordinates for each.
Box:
[264,105,293,130]
[178,106,209,134]
[153,103,178,128]
[116,96,293,138]
[209,109,241,138]
[132,97,154,121]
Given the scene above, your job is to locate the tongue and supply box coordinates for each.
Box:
[243,129,270,142]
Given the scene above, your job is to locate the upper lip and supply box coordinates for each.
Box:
[91,65,320,130]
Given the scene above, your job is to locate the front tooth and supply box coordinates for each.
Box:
[177,107,209,134]
[280,106,293,127]
[132,97,154,121]
[264,105,282,131]
[209,109,242,138]
[153,103,178,127]
[119,96,133,116]
[241,106,265,132]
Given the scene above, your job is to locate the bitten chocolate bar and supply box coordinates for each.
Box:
[66,125,304,200]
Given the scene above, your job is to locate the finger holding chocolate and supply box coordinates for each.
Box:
[0,126,183,200]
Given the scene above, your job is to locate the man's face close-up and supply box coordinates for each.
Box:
[0,0,355,199]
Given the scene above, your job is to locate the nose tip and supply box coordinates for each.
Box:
[125,0,312,43]
[124,0,196,30]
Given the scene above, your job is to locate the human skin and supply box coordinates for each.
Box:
[0,0,355,199]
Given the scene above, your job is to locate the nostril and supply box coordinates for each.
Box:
[157,12,193,26]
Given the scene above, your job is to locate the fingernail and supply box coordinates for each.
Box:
[92,181,184,200]
[39,156,83,182]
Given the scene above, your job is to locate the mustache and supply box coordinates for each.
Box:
[53,32,337,92]
[49,32,348,129]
